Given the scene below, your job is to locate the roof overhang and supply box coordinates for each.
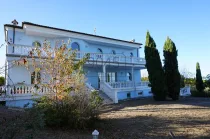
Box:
[4,22,142,49]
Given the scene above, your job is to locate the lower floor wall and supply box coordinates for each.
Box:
[3,87,191,107]
[117,88,152,101]
[84,66,142,89]
[6,99,34,108]
[117,86,191,101]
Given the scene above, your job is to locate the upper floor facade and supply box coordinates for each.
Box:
[4,22,145,66]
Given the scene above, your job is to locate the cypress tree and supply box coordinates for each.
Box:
[196,62,204,92]
[145,31,166,101]
[163,37,180,100]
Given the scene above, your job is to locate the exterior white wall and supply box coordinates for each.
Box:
[8,64,31,85]
[7,30,140,58]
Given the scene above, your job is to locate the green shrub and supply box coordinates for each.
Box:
[191,88,210,97]
[35,90,103,129]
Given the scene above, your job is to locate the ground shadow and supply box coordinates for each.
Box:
[101,97,210,114]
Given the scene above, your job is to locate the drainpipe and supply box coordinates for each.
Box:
[12,27,15,53]
[11,19,18,53]
[137,48,139,57]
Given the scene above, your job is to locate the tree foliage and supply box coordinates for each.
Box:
[0,76,4,86]
[18,40,103,128]
[196,62,204,92]
[141,77,149,81]
[163,37,180,100]
[144,31,166,101]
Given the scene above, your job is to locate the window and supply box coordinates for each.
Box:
[130,52,133,57]
[138,91,143,96]
[127,92,131,98]
[111,50,116,55]
[31,71,41,84]
[97,48,103,54]
[71,42,80,50]
[32,41,41,47]
[127,72,132,81]
[106,72,117,82]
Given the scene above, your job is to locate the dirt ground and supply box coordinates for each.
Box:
[2,97,210,139]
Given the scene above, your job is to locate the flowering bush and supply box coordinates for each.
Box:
[18,40,103,129]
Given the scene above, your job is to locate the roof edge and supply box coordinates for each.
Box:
[4,22,142,46]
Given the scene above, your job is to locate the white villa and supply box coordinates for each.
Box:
[0,20,190,107]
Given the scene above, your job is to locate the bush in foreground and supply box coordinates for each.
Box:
[35,90,103,129]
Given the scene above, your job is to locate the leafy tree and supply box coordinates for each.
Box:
[184,77,195,86]
[141,77,149,81]
[0,77,4,86]
[18,40,103,128]
[196,62,204,92]
[145,31,166,101]
[163,37,180,100]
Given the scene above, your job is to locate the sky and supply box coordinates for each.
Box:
[0,0,210,77]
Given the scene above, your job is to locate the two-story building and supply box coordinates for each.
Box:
[2,21,152,107]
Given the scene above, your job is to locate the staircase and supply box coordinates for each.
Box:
[98,90,114,105]
[86,82,113,104]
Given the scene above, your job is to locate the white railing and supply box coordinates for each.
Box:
[180,86,191,96]
[6,84,51,96]
[100,81,150,103]
[108,81,149,89]
[85,83,95,92]
[100,82,118,103]
[8,44,55,57]
[7,44,146,65]
[76,52,145,64]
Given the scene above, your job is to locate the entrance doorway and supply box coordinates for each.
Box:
[106,72,117,82]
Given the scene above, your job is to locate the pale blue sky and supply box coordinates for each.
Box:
[0,0,209,77]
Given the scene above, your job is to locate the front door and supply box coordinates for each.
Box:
[106,72,117,82]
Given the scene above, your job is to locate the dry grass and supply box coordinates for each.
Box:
[2,97,210,139]
[97,97,210,139]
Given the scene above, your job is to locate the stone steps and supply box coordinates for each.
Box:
[98,90,113,105]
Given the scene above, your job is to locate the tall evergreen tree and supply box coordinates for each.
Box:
[196,62,204,92]
[163,37,180,100]
[145,31,166,101]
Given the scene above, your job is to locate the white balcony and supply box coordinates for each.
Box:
[107,81,150,89]
[0,84,52,101]
[7,44,146,65]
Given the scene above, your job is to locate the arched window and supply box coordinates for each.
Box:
[31,71,41,84]
[71,42,80,50]
[127,72,132,81]
[97,48,103,54]
[32,41,41,47]
[130,52,133,57]
[111,50,116,55]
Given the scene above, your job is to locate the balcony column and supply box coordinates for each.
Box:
[102,65,106,82]
[132,67,135,88]
[131,67,134,81]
